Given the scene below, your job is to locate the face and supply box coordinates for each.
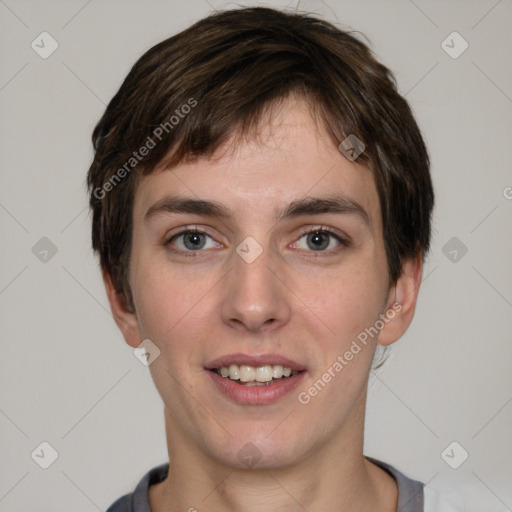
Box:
[113,97,415,470]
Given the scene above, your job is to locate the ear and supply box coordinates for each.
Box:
[377,254,423,347]
[102,269,142,348]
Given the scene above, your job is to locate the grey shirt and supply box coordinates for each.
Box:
[106,457,424,512]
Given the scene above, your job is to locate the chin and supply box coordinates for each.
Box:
[211,429,309,471]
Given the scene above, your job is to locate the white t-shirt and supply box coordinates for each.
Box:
[424,484,511,512]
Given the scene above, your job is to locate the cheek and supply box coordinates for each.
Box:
[294,264,387,416]
[130,260,217,366]
[297,257,388,348]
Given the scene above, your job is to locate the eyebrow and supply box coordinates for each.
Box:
[144,194,370,226]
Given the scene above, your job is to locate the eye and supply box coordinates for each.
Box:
[166,228,221,254]
[294,228,348,252]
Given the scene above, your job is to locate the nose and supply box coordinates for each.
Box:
[220,241,292,333]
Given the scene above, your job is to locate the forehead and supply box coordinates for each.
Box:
[134,97,380,228]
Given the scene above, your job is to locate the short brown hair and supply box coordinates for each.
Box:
[87,6,434,309]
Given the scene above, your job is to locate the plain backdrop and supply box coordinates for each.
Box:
[1,0,511,510]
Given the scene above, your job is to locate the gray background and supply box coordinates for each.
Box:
[1,0,511,510]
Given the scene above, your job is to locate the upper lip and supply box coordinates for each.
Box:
[206,353,306,372]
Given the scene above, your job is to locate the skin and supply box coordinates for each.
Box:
[104,95,423,511]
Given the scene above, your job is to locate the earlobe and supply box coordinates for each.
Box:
[102,269,142,348]
[377,255,423,347]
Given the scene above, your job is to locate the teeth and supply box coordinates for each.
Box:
[255,365,273,382]
[239,365,256,382]
[272,365,284,378]
[215,364,299,383]
[229,364,240,380]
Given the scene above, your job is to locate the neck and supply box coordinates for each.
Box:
[149,402,398,512]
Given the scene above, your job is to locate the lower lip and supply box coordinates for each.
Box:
[207,370,306,405]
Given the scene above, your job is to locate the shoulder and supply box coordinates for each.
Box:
[366,456,424,511]
[106,494,133,512]
[105,463,169,512]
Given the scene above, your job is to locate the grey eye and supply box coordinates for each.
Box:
[182,232,207,250]
[306,232,331,251]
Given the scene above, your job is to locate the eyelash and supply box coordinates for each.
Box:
[164,226,350,257]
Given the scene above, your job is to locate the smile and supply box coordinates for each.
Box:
[213,364,300,385]
[206,354,307,404]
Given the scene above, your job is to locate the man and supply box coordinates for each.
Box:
[87,6,444,511]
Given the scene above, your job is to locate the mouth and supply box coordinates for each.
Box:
[205,354,307,404]
[210,364,302,386]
